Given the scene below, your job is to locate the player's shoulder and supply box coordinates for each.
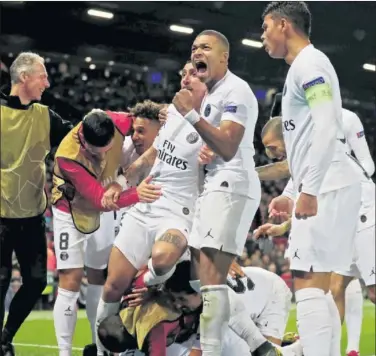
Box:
[294,45,334,73]
[342,108,359,121]
[226,71,253,92]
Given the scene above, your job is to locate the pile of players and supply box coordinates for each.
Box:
[3,2,375,356]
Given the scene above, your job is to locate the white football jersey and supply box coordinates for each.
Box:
[121,136,139,170]
[200,70,260,199]
[129,104,203,216]
[282,44,360,196]
[342,108,375,214]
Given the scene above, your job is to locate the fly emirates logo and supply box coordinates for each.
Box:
[158,140,188,171]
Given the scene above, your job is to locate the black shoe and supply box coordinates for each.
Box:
[1,343,15,356]
[253,341,282,356]
[82,343,112,356]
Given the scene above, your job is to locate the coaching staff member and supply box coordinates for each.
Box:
[0,52,72,356]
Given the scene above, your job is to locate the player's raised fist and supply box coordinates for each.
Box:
[172,89,194,116]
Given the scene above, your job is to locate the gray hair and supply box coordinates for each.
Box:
[10,52,45,84]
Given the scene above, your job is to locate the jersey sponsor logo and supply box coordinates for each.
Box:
[186,132,199,144]
[204,104,211,117]
[302,76,325,91]
[158,139,188,171]
[357,130,364,138]
[283,119,296,131]
[224,105,237,113]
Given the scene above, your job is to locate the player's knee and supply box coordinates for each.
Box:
[86,267,106,285]
[98,315,137,353]
[152,241,187,275]
[58,268,84,291]
[367,285,376,304]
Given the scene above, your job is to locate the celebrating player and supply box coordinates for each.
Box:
[171,30,261,355]
[82,101,162,355]
[95,60,208,356]
[51,109,161,356]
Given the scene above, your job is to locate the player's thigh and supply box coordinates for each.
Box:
[289,185,360,272]
[52,207,85,270]
[113,213,155,270]
[85,212,116,270]
[166,342,192,356]
[198,192,259,256]
[355,223,375,287]
[257,283,292,341]
[14,215,47,281]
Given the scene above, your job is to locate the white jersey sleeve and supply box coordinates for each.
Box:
[342,109,375,177]
[121,136,139,170]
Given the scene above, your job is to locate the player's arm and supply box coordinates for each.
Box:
[124,146,158,186]
[57,157,139,211]
[256,160,290,181]
[49,109,73,149]
[299,67,338,196]
[346,112,375,177]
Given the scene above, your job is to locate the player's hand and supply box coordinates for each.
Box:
[136,176,162,203]
[229,261,245,279]
[158,105,168,125]
[123,287,149,307]
[268,195,294,219]
[198,145,215,165]
[172,89,194,117]
[101,182,122,210]
[253,223,286,239]
[295,192,317,219]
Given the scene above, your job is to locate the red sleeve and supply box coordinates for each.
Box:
[106,111,133,136]
[147,320,180,356]
[57,158,139,210]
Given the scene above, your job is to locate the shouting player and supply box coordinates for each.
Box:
[172,30,261,355]
[261,3,362,355]
[51,109,160,356]
[95,60,207,356]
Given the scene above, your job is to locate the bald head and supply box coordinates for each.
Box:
[197,30,230,53]
[261,116,283,140]
[261,116,286,160]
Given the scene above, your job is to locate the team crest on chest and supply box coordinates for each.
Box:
[186,132,199,144]
[204,104,211,117]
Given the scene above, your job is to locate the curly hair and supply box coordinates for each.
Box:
[129,100,162,122]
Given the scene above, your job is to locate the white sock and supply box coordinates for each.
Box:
[143,258,176,286]
[227,287,266,352]
[326,291,342,356]
[85,284,103,343]
[95,298,120,356]
[295,288,332,356]
[53,288,80,356]
[345,279,363,353]
[200,285,230,356]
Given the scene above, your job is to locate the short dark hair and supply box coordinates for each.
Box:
[261,116,283,140]
[97,315,138,353]
[82,109,115,147]
[165,261,197,295]
[197,30,230,52]
[262,2,311,37]
[129,100,161,122]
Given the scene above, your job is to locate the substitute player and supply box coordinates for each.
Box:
[172,30,261,355]
[51,109,161,356]
[81,101,162,354]
[95,60,207,356]
[261,3,362,355]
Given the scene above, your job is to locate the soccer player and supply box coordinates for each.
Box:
[0,52,72,356]
[82,101,162,355]
[261,3,362,355]
[172,30,261,356]
[95,60,208,356]
[164,261,301,356]
[51,109,161,356]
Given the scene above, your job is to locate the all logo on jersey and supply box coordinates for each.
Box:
[186,132,199,144]
[204,104,211,117]
[60,252,69,261]
[224,105,237,113]
[302,76,325,91]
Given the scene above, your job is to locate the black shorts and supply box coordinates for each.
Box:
[0,215,47,281]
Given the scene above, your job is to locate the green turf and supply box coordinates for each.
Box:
[9,301,375,355]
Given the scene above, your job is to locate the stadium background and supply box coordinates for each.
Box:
[1,1,375,355]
